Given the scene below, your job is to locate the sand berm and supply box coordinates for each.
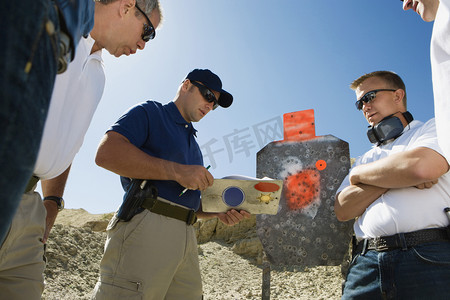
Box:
[42,209,346,299]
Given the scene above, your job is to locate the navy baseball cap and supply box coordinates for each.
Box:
[186,69,233,108]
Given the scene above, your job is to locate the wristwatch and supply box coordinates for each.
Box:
[43,196,65,211]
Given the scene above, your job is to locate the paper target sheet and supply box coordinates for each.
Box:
[201,175,283,215]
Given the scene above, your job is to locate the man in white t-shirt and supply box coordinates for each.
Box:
[335,71,450,299]
[0,1,162,298]
[402,0,450,163]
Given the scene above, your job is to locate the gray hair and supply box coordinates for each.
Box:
[138,0,161,17]
[95,0,162,26]
[137,0,163,26]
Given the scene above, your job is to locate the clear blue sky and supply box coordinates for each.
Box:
[49,1,436,213]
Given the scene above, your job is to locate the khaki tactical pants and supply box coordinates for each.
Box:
[0,190,46,300]
[92,209,202,300]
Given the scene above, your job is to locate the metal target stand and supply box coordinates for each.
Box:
[255,109,354,300]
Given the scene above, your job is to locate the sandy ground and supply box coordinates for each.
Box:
[198,241,342,300]
[41,209,344,299]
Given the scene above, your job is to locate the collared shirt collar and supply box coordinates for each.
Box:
[166,102,198,137]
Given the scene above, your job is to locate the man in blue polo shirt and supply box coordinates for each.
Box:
[92,69,250,300]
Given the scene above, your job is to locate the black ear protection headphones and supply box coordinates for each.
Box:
[367,111,413,146]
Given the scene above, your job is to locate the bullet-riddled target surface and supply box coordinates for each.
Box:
[256,110,353,267]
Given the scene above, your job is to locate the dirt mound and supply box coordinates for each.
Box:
[41,209,343,299]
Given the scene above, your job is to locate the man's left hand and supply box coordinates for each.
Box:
[216,209,251,226]
[415,179,439,189]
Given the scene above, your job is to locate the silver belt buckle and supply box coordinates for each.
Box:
[374,237,389,251]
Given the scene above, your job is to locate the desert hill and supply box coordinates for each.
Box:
[42,209,343,299]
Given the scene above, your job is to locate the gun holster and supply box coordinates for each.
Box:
[117,179,158,222]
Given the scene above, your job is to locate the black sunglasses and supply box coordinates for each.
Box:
[135,3,156,42]
[355,89,397,110]
[191,81,219,109]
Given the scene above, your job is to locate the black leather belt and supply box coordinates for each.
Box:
[355,227,450,255]
[141,197,197,225]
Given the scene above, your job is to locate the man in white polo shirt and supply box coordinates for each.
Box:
[402,0,450,161]
[0,1,162,299]
[335,70,450,299]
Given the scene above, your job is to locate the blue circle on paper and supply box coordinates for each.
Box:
[222,186,245,207]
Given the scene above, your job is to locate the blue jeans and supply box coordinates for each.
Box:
[0,1,60,244]
[342,241,450,300]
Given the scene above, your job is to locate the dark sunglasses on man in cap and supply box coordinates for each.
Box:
[190,81,219,110]
[355,89,397,110]
[135,2,156,42]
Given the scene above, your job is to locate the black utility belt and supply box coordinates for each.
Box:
[141,197,197,226]
[355,227,450,255]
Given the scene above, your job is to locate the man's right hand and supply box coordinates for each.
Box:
[176,165,213,191]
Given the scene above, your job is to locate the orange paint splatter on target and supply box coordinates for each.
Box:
[282,110,316,142]
[316,160,327,171]
[284,169,320,211]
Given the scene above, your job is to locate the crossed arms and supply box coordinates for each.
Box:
[334,147,449,221]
